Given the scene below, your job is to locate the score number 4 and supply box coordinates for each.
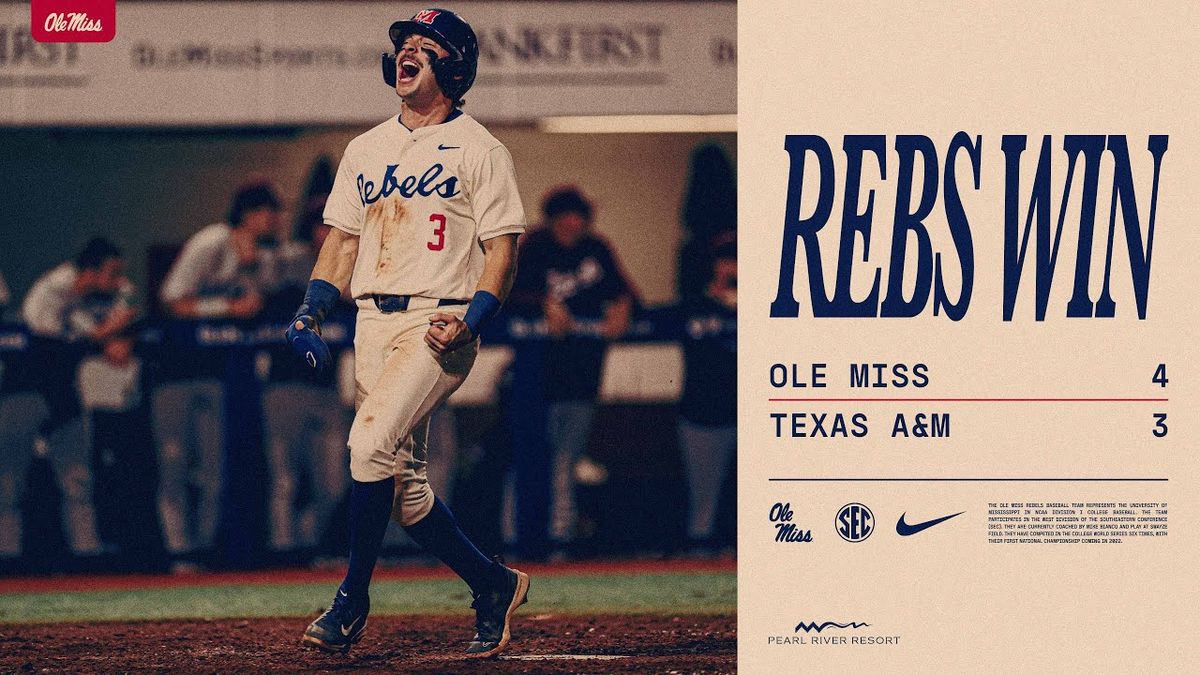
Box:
[1152,363,1167,437]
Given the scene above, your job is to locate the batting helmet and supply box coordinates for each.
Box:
[382,8,479,105]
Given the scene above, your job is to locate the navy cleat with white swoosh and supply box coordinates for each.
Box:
[896,511,964,536]
[465,561,530,658]
[303,587,369,653]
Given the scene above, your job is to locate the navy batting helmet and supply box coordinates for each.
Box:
[382,8,479,105]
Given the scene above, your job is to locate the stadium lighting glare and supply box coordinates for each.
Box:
[537,114,737,134]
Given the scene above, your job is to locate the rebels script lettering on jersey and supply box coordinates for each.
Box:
[357,164,461,205]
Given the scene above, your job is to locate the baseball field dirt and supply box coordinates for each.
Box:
[0,559,735,673]
[2,614,735,673]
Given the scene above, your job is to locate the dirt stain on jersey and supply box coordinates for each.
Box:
[365,198,407,273]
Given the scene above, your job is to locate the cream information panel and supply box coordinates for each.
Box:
[738,3,1199,671]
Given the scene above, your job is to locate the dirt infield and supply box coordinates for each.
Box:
[1,614,735,674]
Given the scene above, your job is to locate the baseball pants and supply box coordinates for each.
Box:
[0,392,101,556]
[262,383,349,551]
[350,299,475,526]
[151,380,223,555]
[547,400,596,542]
[678,420,737,541]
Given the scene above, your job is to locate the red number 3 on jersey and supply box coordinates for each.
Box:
[427,213,446,251]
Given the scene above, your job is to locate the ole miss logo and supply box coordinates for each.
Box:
[31,0,116,42]
[412,9,441,25]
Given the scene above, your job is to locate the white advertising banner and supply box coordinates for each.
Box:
[0,1,736,125]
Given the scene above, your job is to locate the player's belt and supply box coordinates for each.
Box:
[371,294,470,313]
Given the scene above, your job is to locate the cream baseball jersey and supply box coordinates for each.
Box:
[324,112,526,300]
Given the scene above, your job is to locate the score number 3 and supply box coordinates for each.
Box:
[427,213,446,251]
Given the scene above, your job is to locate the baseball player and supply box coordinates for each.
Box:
[262,202,350,557]
[288,8,529,657]
[156,181,281,568]
[679,236,737,554]
[15,238,136,559]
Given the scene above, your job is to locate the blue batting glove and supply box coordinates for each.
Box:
[286,314,332,373]
[286,280,340,373]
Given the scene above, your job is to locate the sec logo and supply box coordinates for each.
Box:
[836,503,874,542]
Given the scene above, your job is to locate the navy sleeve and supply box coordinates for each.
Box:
[594,241,631,302]
[507,237,548,315]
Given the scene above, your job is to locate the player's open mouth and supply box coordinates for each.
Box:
[399,60,421,83]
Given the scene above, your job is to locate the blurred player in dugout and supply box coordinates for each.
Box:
[1,238,136,560]
[679,235,737,554]
[76,324,164,568]
[507,187,635,557]
[676,145,737,553]
[0,271,9,316]
[261,193,352,559]
[157,180,284,566]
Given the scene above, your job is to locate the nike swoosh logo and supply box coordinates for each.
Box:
[896,511,963,536]
[340,617,360,636]
[437,144,461,150]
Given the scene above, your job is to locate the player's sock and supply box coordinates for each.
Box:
[404,496,507,594]
[340,477,396,602]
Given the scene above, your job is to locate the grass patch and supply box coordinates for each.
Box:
[0,572,734,624]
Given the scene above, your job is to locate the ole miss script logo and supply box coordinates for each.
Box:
[31,0,116,43]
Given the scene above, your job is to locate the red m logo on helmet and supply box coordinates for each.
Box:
[412,9,441,24]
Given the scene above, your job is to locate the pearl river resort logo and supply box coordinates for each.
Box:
[767,620,900,646]
[795,621,870,633]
